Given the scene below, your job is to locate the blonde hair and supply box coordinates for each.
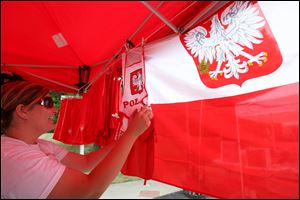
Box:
[1,81,49,134]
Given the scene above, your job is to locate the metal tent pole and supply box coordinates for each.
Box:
[1,63,76,69]
[23,71,79,92]
[182,1,230,33]
[141,1,179,33]
[142,1,198,43]
[91,2,164,69]
[128,1,164,41]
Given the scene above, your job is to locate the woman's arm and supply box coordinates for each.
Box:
[60,141,116,173]
[47,107,153,199]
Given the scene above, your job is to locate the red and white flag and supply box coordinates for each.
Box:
[118,47,156,181]
[124,1,299,198]
[115,47,149,140]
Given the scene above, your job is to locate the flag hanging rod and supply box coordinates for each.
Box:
[23,71,79,92]
[85,1,198,91]
[89,1,179,90]
[182,1,230,33]
[141,1,179,34]
[83,46,123,92]
[91,58,112,68]
[1,63,76,69]
[88,1,191,90]
[88,3,166,90]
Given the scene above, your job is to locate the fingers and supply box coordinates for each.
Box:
[140,106,153,120]
[147,108,153,119]
[126,105,153,137]
[129,105,153,124]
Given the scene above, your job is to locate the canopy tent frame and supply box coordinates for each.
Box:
[23,71,79,92]
[1,1,226,93]
[141,1,180,34]
[1,2,166,93]
[85,1,199,91]
[127,1,164,42]
[91,2,165,69]
[182,1,227,33]
[1,63,76,69]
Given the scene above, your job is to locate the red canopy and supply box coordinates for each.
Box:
[1,1,230,93]
[2,2,299,198]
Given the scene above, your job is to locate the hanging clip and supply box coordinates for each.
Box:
[126,39,135,49]
[74,65,91,95]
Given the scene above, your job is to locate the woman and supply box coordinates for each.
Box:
[1,80,153,199]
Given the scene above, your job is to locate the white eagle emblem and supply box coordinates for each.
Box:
[184,1,268,80]
[131,71,143,93]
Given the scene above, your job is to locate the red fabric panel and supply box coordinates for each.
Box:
[99,69,123,146]
[121,126,155,181]
[148,83,299,198]
[53,68,122,146]
[53,75,107,144]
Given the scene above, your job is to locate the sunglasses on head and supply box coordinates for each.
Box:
[37,96,54,109]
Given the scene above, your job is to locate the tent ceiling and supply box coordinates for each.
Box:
[1,1,230,93]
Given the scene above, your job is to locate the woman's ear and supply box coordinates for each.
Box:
[15,104,29,120]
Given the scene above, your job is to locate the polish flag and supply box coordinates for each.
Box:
[127,1,298,198]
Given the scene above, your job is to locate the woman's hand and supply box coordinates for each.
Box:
[48,106,154,199]
[126,106,153,138]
